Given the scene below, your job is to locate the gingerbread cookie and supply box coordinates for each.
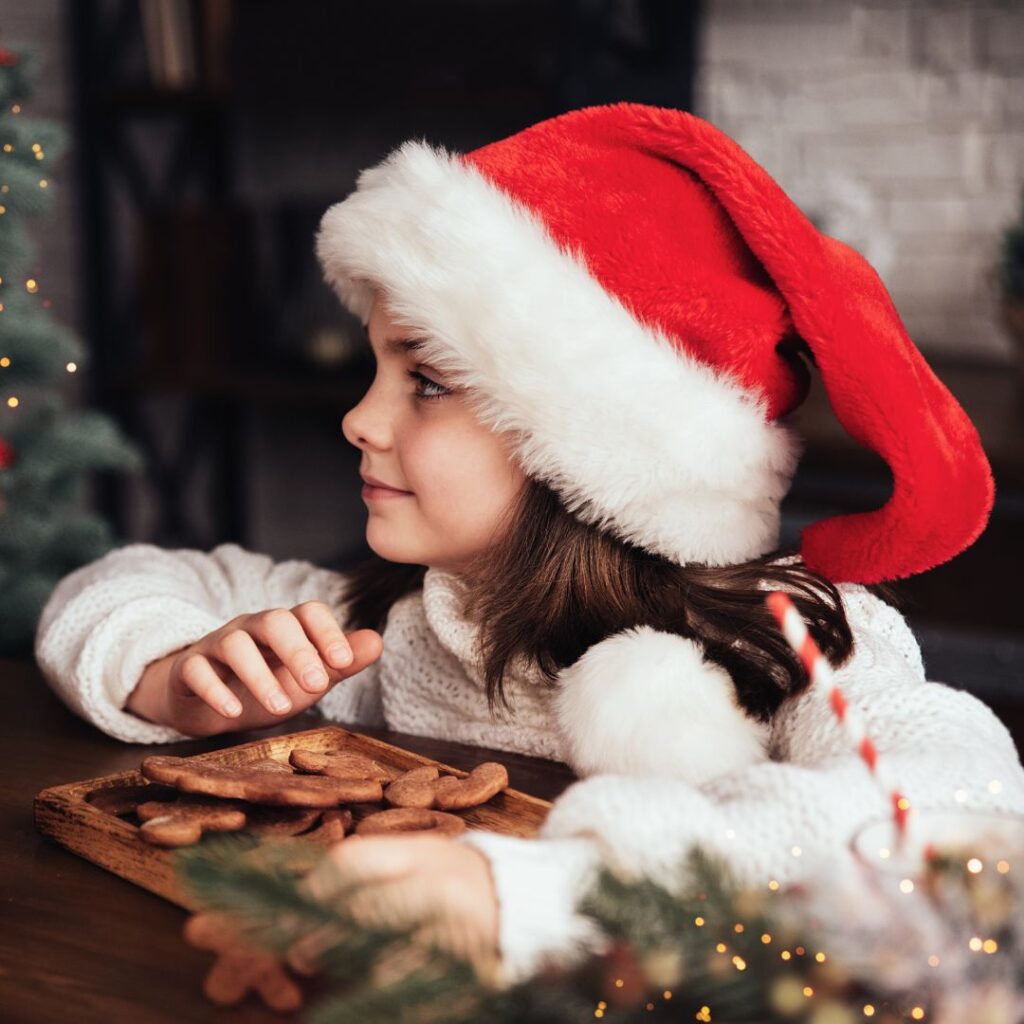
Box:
[299,808,352,845]
[288,748,398,782]
[183,910,306,1011]
[354,807,467,836]
[432,762,509,810]
[137,796,248,847]
[241,805,323,837]
[141,755,382,807]
[383,765,442,808]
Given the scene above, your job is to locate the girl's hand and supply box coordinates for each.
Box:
[301,833,503,987]
[139,602,383,737]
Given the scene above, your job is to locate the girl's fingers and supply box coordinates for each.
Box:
[301,834,435,902]
[290,601,354,671]
[245,607,335,695]
[215,628,295,715]
[327,833,447,884]
[344,874,440,930]
[177,653,245,718]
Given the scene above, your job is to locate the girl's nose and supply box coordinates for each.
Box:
[342,395,390,452]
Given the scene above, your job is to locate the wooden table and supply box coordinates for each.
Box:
[1,656,578,1023]
[8,654,1024,1023]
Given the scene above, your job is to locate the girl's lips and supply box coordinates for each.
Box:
[361,483,413,500]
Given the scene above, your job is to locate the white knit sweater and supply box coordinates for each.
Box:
[34,542,1024,986]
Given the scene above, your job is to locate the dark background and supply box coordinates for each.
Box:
[8,0,1024,707]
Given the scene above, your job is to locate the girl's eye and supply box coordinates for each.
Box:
[406,369,449,401]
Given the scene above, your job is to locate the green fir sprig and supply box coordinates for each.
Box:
[175,824,1024,1023]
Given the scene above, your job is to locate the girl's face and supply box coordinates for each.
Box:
[341,291,527,574]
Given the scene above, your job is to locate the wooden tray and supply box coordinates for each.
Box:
[34,724,553,911]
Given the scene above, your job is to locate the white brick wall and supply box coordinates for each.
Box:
[695,0,1024,363]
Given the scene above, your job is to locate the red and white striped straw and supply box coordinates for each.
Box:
[765,591,912,843]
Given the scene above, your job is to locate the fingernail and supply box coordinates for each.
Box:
[328,644,352,666]
[222,697,243,716]
[303,667,328,689]
[270,692,292,712]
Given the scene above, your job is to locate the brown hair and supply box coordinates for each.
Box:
[338,475,902,724]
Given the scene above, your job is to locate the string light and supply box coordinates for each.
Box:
[781,950,792,961]
[863,1006,876,1017]
[767,879,780,891]
[899,879,915,894]
[761,933,772,944]
[0,356,9,366]
[731,955,746,971]
[66,362,76,373]
[791,845,802,857]
[954,788,968,803]
[6,396,18,407]
[997,860,1010,873]
[39,178,48,188]
[802,986,813,998]
[966,858,983,874]
[662,990,672,1000]
[25,278,37,293]
[988,779,1003,794]
[927,955,940,967]
[983,939,998,954]
[969,936,983,951]
[910,1009,925,1020]
[695,1007,712,1022]
[733,923,744,934]
[694,916,705,927]
[715,942,727,953]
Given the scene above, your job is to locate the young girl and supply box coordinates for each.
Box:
[35,102,1024,989]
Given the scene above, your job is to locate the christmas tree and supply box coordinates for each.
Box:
[0,44,144,656]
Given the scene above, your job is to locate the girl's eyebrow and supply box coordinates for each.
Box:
[387,337,427,355]
[364,330,427,358]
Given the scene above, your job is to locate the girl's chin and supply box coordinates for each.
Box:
[365,527,427,564]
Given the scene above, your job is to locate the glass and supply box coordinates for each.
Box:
[850,807,1024,882]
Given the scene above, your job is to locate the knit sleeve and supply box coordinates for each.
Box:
[33,541,384,744]
[456,585,1024,986]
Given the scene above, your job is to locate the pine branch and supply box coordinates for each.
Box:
[174,827,1024,1024]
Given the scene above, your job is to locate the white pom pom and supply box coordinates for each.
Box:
[553,625,770,784]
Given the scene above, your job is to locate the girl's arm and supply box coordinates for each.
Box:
[33,541,385,744]
[456,586,1024,985]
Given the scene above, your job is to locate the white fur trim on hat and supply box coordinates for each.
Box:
[315,140,801,567]
[552,625,770,784]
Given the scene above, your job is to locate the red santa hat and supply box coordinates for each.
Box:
[315,101,993,587]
